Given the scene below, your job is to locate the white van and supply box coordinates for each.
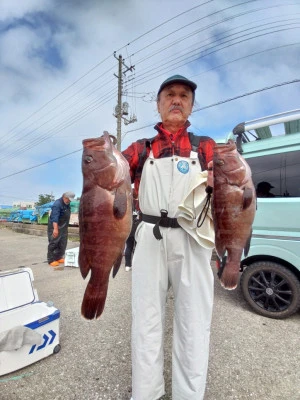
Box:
[226,109,300,319]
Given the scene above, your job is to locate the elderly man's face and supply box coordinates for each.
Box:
[157,84,194,126]
[63,196,71,205]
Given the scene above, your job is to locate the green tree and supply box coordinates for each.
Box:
[35,194,55,207]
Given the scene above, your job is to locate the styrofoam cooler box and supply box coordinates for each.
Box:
[0,268,60,376]
[64,247,79,267]
[69,213,79,226]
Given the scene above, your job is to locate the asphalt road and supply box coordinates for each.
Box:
[0,227,299,400]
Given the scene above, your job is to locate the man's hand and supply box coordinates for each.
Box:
[52,223,59,238]
[207,161,213,188]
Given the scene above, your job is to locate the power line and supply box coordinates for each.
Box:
[0,92,117,163]
[115,0,214,50]
[0,69,116,150]
[0,1,215,148]
[0,1,298,163]
[123,79,300,136]
[0,149,82,181]
[50,41,300,137]
[0,54,115,144]
[134,15,300,74]
[130,0,263,58]
[189,42,299,79]
[2,19,298,163]
[1,78,298,181]
[192,79,300,113]
[0,0,267,153]
[130,26,300,91]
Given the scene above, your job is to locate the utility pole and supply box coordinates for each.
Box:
[113,52,137,150]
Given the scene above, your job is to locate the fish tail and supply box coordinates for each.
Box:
[81,282,108,320]
[219,259,240,290]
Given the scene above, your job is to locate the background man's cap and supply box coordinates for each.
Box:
[257,181,274,189]
[64,191,75,200]
[157,75,197,95]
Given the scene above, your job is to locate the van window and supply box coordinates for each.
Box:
[246,150,300,198]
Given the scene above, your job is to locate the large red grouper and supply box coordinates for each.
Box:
[212,139,256,290]
[79,132,132,319]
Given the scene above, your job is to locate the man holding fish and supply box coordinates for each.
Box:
[78,73,255,398]
[122,75,216,400]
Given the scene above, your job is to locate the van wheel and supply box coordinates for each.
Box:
[241,261,300,319]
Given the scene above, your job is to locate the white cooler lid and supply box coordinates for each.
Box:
[0,268,37,313]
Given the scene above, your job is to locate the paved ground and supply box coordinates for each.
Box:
[0,226,299,400]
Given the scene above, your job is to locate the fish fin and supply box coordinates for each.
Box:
[112,252,123,278]
[215,245,226,262]
[242,187,254,210]
[81,280,109,320]
[243,230,252,257]
[113,188,127,219]
[215,258,221,270]
[219,256,240,290]
[79,246,91,279]
[217,256,226,278]
[215,235,226,263]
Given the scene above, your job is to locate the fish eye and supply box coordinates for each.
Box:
[84,155,93,163]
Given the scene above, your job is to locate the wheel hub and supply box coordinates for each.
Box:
[265,287,274,296]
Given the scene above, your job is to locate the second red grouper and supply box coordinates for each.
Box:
[212,139,256,290]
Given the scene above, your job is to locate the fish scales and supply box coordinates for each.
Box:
[212,139,256,290]
[79,132,132,319]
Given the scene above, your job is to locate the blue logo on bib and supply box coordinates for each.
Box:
[177,160,189,174]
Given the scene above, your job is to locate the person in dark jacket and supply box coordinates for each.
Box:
[47,191,75,267]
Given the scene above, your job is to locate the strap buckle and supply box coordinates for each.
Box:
[153,209,168,240]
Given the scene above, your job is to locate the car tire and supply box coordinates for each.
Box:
[240,261,300,319]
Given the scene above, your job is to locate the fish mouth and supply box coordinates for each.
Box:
[83,138,106,151]
[214,140,236,152]
[82,133,116,151]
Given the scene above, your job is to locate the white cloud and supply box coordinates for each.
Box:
[0,0,299,203]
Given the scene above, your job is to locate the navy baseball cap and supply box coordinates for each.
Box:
[157,75,197,95]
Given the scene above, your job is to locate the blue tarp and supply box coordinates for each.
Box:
[34,202,54,218]
[8,209,37,223]
[5,200,79,223]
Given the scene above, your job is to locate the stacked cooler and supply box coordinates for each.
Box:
[0,268,60,376]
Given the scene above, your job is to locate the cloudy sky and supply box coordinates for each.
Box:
[0,0,299,205]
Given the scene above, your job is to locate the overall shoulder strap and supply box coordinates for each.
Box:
[136,137,155,176]
[188,132,212,152]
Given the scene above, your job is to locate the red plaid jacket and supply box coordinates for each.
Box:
[122,121,215,204]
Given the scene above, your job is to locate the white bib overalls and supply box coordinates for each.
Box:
[131,150,214,400]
